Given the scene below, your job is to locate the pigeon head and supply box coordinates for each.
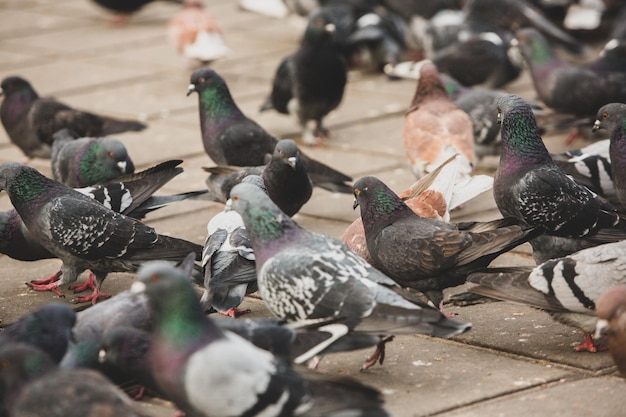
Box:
[304,9,337,42]
[272,139,300,170]
[0,76,38,99]
[515,28,557,68]
[353,176,413,225]
[407,60,448,109]
[593,103,626,135]
[595,286,626,376]
[187,67,226,96]
[80,138,135,185]
[0,162,53,204]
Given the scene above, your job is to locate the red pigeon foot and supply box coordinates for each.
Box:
[361,335,395,371]
[69,273,96,293]
[574,333,607,353]
[26,271,64,297]
[219,308,252,318]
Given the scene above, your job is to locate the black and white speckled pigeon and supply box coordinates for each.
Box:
[468,239,626,352]
[514,28,626,119]
[494,94,626,262]
[260,8,348,146]
[0,162,202,304]
[0,160,205,263]
[50,128,134,187]
[230,181,471,369]
[131,260,391,417]
[0,344,150,417]
[187,68,352,193]
[0,76,146,159]
[0,303,76,363]
[200,175,264,317]
[593,103,626,209]
[595,286,626,377]
[353,175,538,309]
[204,139,313,216]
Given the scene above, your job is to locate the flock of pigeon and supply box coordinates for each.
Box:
[3,0,626,416]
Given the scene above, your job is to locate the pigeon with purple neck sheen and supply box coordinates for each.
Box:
[353,175,538,308]
[51,128,134,187]
[595,286,626,377]
[0,303,76,363]
[230,181,471,369]
[187,67,353,194]
[200,175,263,317]
[0,162,202,304]
[203,139,313,216]
[494,94,626,262]
[514,28,626,119]
[468,239,626,353]
[260,8,348,146]
[593,103,626,209]
[131,260,391,417]
[0,76,146,159]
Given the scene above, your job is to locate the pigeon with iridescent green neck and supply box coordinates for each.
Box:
[51,128,134,187]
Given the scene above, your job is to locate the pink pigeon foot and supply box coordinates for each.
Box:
[361,335,395,371]
[69,274,96,293]
[26,271,64,297]
[574,333,607,353]
[219,308,252,318]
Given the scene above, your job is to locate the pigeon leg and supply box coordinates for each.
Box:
[574,332,607,353]
[110,13,130,25]
[313,119,331,139]
[218,307,252,318]
[361,335,395,371]
[26,271,64,297]
[564,127,580,145]
[69,273,96,293]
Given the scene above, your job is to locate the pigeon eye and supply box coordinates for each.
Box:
[232,196,239,202]
[603,113,608,119]
[108,152,115,158]
[199,77,205,83]
[149,274,160,283]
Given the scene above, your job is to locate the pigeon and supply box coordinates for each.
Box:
[587,38,626,75]
[595,286,626,376]
[468,239,626,352]
[341,154,493,264]
[230,181,471,369]
[259,7,348,146]
[51,128,135,188]
[204,139,313,216]
[167,0,230,65]
[592,103,626,208]
[0,162,202,304]
[493,94,626,262]
[91,0,184,24]
[0,160,205,262]
[514,27,626,119]
[187,67,353,193]
[200,175,262,317]
[0,344,150,417]
[131,260,392,417]
[353,175,538,308]
[402,60,476,182]
[0,303,76,363]
[0,76,146,159]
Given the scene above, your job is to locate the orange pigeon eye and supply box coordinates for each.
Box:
[603,113,609,119]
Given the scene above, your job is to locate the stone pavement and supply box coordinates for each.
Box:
[0,1,624,416]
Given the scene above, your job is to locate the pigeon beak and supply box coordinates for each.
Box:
[186,84,197,96]
[287,156,297,169]
[98,348,107,364]
[497,111,502,124]
[324,23,336,34]
[117,161,127,172]
[592,120,601,132]
[224,198,233,211]
[130,280,147,295]
[352,198,359,210]
[0,88,3,97]
[595,318,609,339]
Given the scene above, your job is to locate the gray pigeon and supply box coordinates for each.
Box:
[0,76,146,159]
[260,8,348,145]
[468,239,626,352]
[187,68,353,194]
[51,128,134,187]
[0,162,202,304]
[230,181,471,369]
[131,260,391,417]
[204,139,313,216]
[200,175,263,317]
[494,94,626,262]
[593,103,626,209]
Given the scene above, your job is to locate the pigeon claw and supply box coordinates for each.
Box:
[574,333,607,353]
[26,271,65,297]
[360,335,395,371]
[73,288,112,305]
[219,307,252,318]
[69,273,96,293]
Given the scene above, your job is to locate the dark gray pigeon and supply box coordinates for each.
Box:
[468,239,626,352]
[91,0,183,23]
[204,139,313,216]
[230,181,471,369]
[131,260,391,417]
[260,8,348,145]
[0,162,202,304]
[187,67,353,193]
[514,28,626,119]
[593,103,626,209]
[595,286,626,377]
[0,76,146,159]
[200,175,263,317]
[0,303,76,363]
[494,94,626,262]
[353,175,538,309]
[51,128,134,187]
[0,160,205,262]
